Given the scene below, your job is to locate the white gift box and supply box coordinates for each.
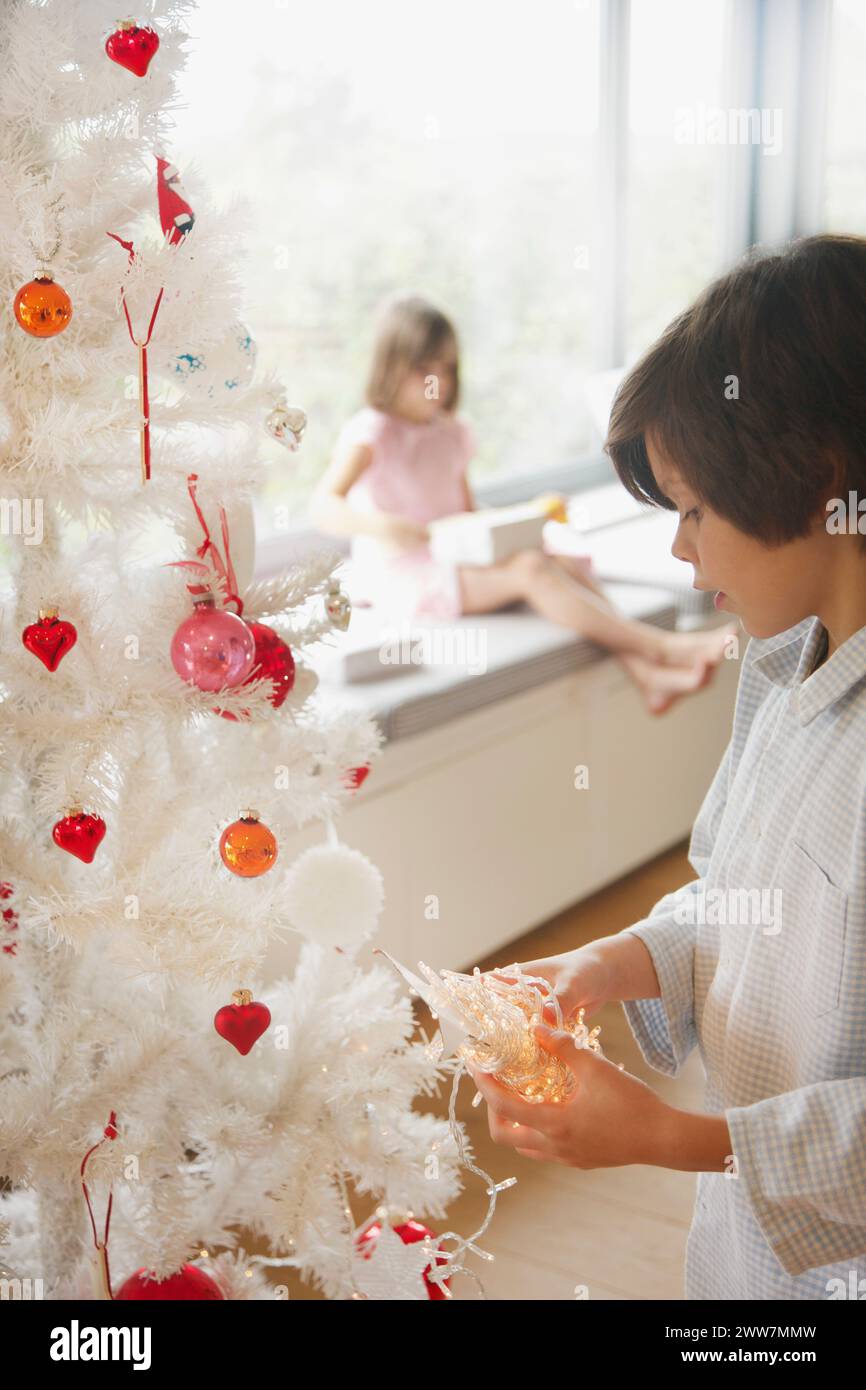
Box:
[429,503,547,566]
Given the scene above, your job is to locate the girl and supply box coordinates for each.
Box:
[470,235,866,1300]
[309,293,735,715]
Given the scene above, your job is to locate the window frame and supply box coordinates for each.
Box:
[490,0,835,510]
[264,0,837,527]
[477,0,750,507]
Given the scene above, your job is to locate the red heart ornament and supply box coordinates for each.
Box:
[105,22,160,77]
[22,613,77,671]
[214,992,271,1055]
[52,811,106,864]
[216,621,295,722]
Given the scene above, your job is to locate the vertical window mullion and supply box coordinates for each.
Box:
[594,0,631,369]
[718,0,763,266]
[751,0,833,246]
[793,0,832,235]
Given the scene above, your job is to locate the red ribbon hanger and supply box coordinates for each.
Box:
[107,231,164,484]
[167,473,244,613]
[80,1110,119,1300]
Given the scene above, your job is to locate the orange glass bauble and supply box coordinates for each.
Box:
[219,811,277,878]
[13,272,73,338]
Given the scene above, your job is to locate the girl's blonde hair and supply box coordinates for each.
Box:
[365,293,460,413]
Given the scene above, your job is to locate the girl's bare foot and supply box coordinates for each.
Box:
[655,622,738,672]
[622,652,714,716]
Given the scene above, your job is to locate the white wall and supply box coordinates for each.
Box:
[263,642,741,980]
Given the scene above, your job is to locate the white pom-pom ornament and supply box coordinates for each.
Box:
[284,840,384,948]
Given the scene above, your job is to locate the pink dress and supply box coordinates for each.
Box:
[337,406,475,622]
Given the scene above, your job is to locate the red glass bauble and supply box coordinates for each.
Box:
[217,621,295,721]
[356,1218,450,1299]
[114,1263,223,1300]
[22,610,77,671]
[52,810,106,864]
[13,275,73,338]
[214,991,271,1055]
[105,21,160,77]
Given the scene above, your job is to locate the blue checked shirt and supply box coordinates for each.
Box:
[622,615,866,1300]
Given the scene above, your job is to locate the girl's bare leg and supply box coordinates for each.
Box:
[458,548,729,663]
[549,553,738,672]
[457,549,735,716]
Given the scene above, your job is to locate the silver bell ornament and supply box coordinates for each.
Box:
[265,399,307,451]
[325,580,351,631]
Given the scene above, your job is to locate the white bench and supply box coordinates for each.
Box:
[256,494,739,976]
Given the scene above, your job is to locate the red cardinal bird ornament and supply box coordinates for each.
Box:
[156,157,195,245]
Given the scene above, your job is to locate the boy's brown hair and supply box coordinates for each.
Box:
[605,234,866,546]
[366,293,460,413]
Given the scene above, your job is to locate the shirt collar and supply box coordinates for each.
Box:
[748,615,866,725]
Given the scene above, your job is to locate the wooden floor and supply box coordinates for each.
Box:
[262,839,705,1300]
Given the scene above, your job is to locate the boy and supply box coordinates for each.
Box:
[469,235,866,1299]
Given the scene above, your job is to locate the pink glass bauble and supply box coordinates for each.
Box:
[170,596,255,692]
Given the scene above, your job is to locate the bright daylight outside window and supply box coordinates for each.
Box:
[625,0,729,359]
[172,0,604,531]
[171,0,736,537]
[824,0,866,232]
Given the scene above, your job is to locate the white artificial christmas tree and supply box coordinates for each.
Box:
[0,0,494,1301]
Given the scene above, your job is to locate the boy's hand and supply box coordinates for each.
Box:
[488,946,611,1029]
[467,1024,675,1169]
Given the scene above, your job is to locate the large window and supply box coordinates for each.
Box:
[170,0,862,531]
[173,1,604,511]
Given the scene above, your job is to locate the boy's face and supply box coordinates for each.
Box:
[645,432,824,639]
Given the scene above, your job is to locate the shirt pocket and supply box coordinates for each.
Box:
[775,838,848,1018]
